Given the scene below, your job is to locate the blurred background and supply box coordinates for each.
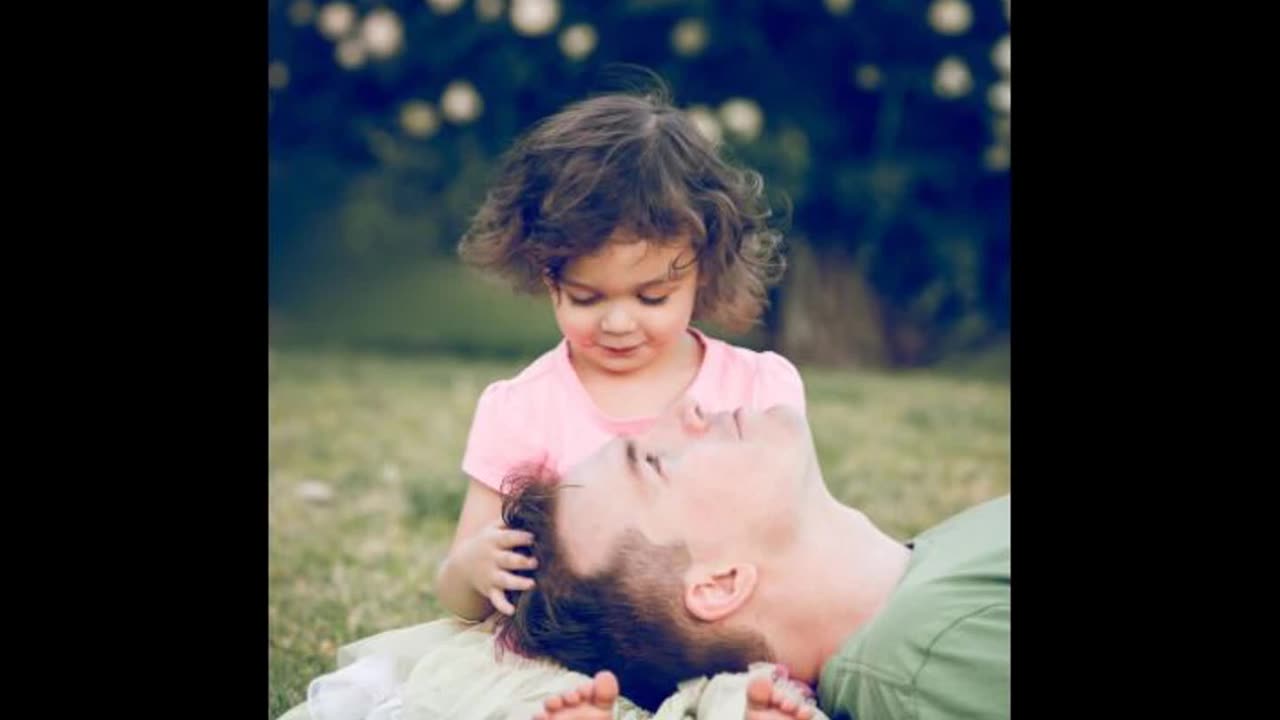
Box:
[269,0,1010,369]
[269,1,1010,716]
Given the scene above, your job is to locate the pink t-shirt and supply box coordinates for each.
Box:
[460,329,807,492]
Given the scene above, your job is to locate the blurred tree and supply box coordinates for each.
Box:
[269,0,1010,367]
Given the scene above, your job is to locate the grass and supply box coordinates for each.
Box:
[267,347,1009,718]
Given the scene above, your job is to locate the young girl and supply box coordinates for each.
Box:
[436,84,808,624]
[282,83,815,720]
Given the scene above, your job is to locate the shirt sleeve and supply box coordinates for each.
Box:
[460,381,548,493]
[752,351,807,414]
[913,605,1011,720]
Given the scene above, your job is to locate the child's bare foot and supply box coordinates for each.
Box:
[745,674,816,720]
[533,670,620,720]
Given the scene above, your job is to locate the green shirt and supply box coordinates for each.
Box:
[818,495,1010,720]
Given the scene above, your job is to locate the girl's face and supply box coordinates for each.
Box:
[549,229,700,379]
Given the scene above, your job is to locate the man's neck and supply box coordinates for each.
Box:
[752,497,912,685]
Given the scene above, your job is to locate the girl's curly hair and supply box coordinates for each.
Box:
[459,82,785,333]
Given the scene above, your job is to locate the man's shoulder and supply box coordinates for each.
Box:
[819,500,1011,719]
[821,595,1010,720]
[915,494,1010,548]
[876,496,1011,656]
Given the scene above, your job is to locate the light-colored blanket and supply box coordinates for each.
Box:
[277,617,826,720]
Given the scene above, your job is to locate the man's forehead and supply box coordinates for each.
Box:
[558,446,629,571]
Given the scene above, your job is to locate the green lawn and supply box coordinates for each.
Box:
[267,348,1009,718]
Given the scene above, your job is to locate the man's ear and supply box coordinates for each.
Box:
[683,563,758,622]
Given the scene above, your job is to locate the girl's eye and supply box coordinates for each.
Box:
[638,295,670,306]
[568,295,599,306]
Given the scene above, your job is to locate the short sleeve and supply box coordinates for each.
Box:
[912,605,1010,720]
[818,653,914,720]
[752,352,807,414]
[460,381,548,493]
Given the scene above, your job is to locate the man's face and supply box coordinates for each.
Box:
[556,398,816,574]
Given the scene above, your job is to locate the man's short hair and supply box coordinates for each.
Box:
[492,469,774,711]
